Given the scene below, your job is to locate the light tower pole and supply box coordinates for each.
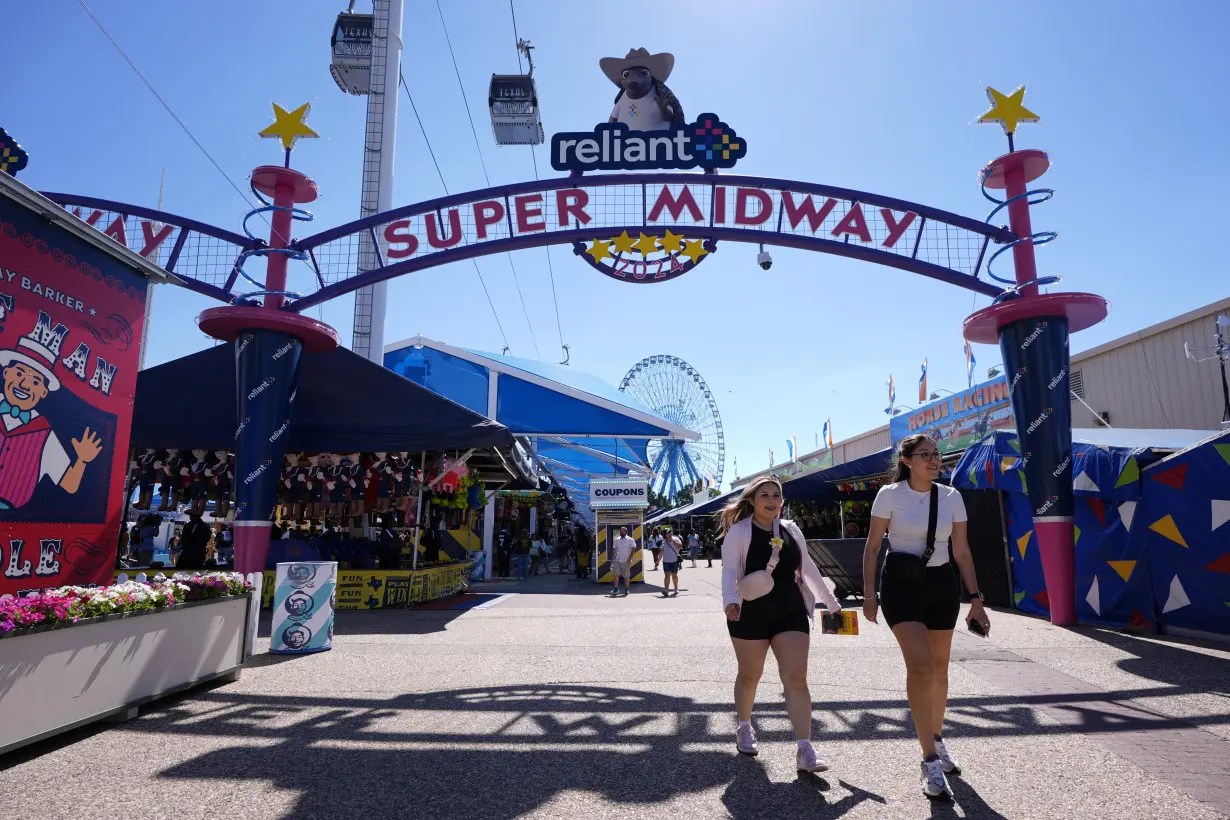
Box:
[350,0,404,363]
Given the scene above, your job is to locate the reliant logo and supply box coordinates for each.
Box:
[1026,407,1053,434]
[236,335,252,357]
[552,113,746,173]
[1009,367,1027,396]
[234,417,250,439]
[244,462,271,484]
[1020,321,1049,350]
[269,421,289,443]
[288,388,297,405]
[1052,455,1071,478]
[1035,495,1059,516]
[1018,451,1032,470]
[248,377,275,400]
[273,341,296,361]
[1048,368,1067,391]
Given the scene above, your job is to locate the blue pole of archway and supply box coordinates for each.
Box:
[963,149,1107,626]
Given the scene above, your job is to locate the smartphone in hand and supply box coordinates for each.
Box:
[967,618,987,637]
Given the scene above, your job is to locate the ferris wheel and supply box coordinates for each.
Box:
[619,355,725,501]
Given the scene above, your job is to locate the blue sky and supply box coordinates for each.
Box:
[6,0,1228,489]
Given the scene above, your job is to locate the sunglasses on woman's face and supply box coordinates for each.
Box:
[911,451,942,462]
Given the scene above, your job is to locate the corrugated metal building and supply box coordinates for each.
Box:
[1069,297,1229,431]
[729,297,1228,489]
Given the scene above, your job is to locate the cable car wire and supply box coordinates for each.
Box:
[434,0,540,358]
[399,72,510,353]
[75,0,258,215]
[509,0,567,360]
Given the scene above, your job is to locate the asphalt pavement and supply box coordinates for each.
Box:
[2,563,1228,819]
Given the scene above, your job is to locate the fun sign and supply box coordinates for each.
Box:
[0,191,149,596]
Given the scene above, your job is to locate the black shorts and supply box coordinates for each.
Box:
[879,561,960,631]
[727,607,810,641]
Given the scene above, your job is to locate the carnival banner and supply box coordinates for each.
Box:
[0,193,148,596]
[890,375,1014,454]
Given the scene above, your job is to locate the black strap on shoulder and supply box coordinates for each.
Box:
[922,484,939,566]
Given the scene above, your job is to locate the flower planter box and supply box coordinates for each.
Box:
[0,592,256,755]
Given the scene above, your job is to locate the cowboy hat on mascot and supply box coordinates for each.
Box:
[601,48,684,131]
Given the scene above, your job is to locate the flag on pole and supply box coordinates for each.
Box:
[768,448,775,468]
[823,419,833,448]
[788,436,798,461]
[919,358,929,403]
[885,375,896,415]
[964,339,976,388]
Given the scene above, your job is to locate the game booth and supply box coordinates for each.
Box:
[123,342,536,609]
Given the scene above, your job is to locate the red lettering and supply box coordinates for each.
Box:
[612,258,632,277]
[383,219,419,259]
[831,203,871,243]
[139,221,174,259]
[102,216,127,246]
[555,189,591,227]
[651,258,667,279]
[426,209,462,249]
[72,208,103,227]
[648,185,703,222]
[631,261,648,280]
[782,192,838,232]
[881,209,917,248]
[514,194,545,233]
[670,254,684,273]
[473,200,505,240]
[735,188,773,226]
[713,186,726,224]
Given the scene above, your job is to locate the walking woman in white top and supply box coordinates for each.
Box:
[721,477,841,773]
[862,434,990,799]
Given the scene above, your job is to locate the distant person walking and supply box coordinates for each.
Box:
[177,510,211,571]
[660,527,682,596]
[863,434,989,800]
[514,533,532,581]
[609,526,636,596]
[721,477,841,774]
[496,526,512,579]
[649,527,663,569]
[687,530,701,567]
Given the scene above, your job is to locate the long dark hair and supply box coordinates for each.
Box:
[891,434,934,483]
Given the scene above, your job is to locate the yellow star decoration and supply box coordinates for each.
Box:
[632,233,660,257]
[978,86,1039,135]
[585,239,612,263]
[259,102,320,151]
[681,238,709,264]
[610,231,637,255]
[659,230,685,254]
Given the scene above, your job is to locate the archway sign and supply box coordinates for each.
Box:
[43,78,1105,624]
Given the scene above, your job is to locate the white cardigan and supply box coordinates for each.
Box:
[721,517,840,617]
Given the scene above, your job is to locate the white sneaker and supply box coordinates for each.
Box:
[796,742,829,773]
[935,738,961,775]
[921,759,953,799]
[735,723,758,756]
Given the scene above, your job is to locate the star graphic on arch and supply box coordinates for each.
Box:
[259,102,320,151]
[681,238,708,263]
[89,308,97,317]
[978,86,1039,135]
[659,230,685,254]
[585,239,613,263]
[610,231,637,255]
[632,233,660,257]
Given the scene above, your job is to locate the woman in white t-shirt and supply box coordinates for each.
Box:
[862,434,989,799]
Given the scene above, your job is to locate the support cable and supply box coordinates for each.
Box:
[435,0,539,357]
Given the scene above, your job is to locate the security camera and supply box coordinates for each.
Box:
[757,244,773,270]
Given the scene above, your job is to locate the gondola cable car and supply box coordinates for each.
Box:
[330,3,374,95]
[489,39,544,146]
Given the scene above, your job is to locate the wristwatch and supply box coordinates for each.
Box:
[964,591,985,603]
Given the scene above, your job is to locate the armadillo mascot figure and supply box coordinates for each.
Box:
[602,48,684,131]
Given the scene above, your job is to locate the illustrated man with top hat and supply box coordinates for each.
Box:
[0,311,103,512]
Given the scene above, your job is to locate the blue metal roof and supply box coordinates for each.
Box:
[385,336,699,525]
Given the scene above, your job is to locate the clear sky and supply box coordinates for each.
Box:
[7,0,1228,489]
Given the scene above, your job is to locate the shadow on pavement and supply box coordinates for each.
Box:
[1067,625,1230,695]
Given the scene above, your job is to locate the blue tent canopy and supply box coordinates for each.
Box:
[385,336,699,525]
[133,345,515,455]
[780,448,894,501]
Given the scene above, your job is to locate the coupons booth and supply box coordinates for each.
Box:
[591,478,648,585]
